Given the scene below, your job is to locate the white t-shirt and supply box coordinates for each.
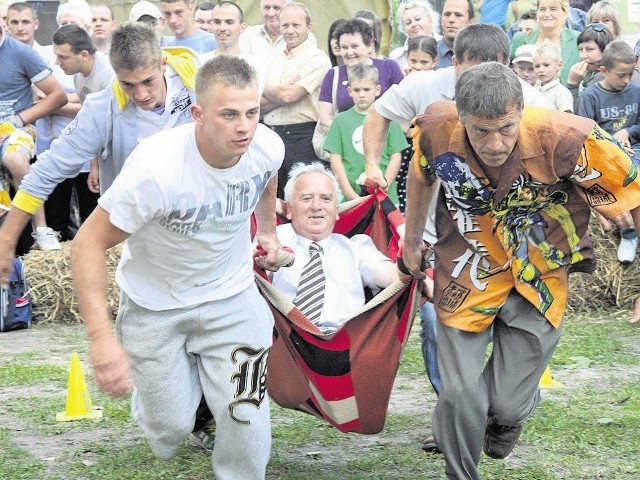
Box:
[136,66,194,143]
[33,44,76,155]
[272,223,391,327]
[98,122,284,310]
[74,51,114,103]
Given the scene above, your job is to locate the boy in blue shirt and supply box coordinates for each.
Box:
[324,64,407,202]
[161,0,217,53]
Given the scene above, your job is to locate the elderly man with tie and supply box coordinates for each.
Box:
[268,162,399,333]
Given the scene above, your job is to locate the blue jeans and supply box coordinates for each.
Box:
[419,301,440,395]
[631,143,640,167]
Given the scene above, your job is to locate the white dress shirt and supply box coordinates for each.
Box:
[272,223,391,327]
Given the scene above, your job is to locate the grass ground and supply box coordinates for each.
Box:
[1,310,639,479]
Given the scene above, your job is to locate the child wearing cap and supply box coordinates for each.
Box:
[511,44,537,86]
[533,41,573,112]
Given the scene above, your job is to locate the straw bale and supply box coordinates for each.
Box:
[22,242,121,324]
[567,214,640,313]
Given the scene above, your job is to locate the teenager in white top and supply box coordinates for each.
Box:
[71,55,285,479]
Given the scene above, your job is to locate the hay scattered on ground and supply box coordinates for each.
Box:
[22,242,121,323]
[567,214,640,313]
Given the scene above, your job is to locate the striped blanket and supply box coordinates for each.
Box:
[256,190,420,434]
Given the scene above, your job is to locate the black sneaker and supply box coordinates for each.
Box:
[483,418,523,459]
[421,435,442,454]
[190,419,216,452]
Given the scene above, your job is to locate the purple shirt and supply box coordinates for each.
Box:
[319,58,404,112]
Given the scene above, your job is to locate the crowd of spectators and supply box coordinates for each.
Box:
[2,0,639,261]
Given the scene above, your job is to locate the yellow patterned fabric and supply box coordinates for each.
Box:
[412,102,640,332]
[0,188,10,207]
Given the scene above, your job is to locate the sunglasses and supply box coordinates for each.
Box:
[584,23,607,33]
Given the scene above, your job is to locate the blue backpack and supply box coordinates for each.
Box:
[0,257,32,332]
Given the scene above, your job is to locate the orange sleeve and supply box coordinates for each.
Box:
[572,125,640,218]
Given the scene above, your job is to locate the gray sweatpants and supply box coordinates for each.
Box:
[433,289,563,480]
[116,284,274,479]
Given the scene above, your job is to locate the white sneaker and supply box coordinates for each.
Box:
[617,234,638,265]
[32,227,61,251]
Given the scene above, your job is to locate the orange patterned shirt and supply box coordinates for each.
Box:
[413,102,640,332]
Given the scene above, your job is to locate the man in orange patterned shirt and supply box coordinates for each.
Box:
[402,62,640,480]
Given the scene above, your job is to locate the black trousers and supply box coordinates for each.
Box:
[45,173,99,241]
[265,121,320,199]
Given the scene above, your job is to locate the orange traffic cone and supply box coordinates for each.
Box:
[539,364,563,389]
[56,352,103,422]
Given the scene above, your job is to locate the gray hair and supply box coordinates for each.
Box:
[453,24,510,65]
[110,23,162,72]
[284,162,341,203]
[260,0,292,6]
[56,0,92,28]
[195,54,257,104]
[455,62,523,121]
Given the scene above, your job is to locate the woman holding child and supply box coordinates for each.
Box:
[317,19,403,130]
[510,0,580,85]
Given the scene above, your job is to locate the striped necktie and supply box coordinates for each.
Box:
[293,242,325,322]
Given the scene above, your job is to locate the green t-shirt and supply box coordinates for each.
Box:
[324,107,408,203]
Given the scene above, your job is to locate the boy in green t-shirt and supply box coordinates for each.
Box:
[324,64,408,203]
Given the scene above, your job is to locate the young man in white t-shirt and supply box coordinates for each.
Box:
[52,23,115,103]
[71,55,285,480]
[198,1,265,96]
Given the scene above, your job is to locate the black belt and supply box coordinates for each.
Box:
[264,121,316,136]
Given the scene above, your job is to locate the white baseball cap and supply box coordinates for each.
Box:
[512,44,537,64]
[129,1,163,22]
